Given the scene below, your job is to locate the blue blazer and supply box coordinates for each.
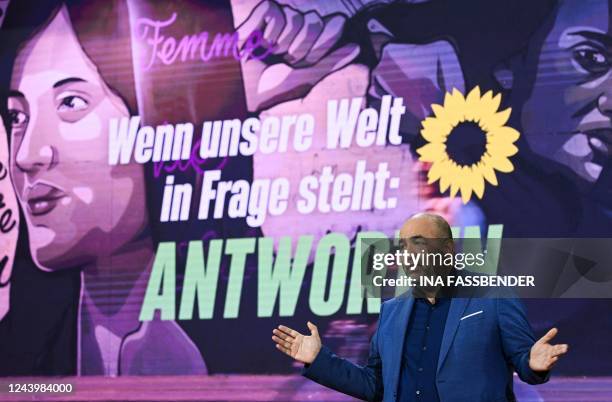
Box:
[303,296,549,402]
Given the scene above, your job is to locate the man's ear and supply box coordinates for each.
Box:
[444,239,455,254]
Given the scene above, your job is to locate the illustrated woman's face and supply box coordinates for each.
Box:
[7,6,147,270]
[521,0,612,187]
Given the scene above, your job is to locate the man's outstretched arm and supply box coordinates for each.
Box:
[272,307,385,401]
[497,298,569,385]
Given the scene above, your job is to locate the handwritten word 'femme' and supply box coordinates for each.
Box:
[135,12,273,70]
[108,95,406,165]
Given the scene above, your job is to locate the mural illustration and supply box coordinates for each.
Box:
[0,0,610,386]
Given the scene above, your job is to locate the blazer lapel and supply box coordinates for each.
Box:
[389,295,413,396]
[437,297,470,373]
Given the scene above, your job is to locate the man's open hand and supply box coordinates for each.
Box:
[272,322,322,364]
[529,328,569,372]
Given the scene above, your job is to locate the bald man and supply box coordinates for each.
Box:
[272,213,568,402]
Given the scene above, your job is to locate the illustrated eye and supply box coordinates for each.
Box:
[7,109,29,129]
[572,46,610,75]
[57,95,88,112]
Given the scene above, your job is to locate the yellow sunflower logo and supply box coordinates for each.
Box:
[417,86,519,204]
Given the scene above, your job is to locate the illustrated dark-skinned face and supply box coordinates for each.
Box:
[519,0,612,188]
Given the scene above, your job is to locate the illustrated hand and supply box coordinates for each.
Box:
[529,328,569,372]
[272,322,322,364]
[237,0,359,112]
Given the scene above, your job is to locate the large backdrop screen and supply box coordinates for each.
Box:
[0,0,610,377]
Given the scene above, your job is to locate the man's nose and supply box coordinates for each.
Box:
[15,125,55,175]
